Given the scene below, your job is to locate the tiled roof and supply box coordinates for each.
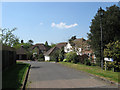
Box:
[32,43,47,51]
[56,42,67,49]
[44,42,67,56]
[44,47,59,56]
[72,38,87,47]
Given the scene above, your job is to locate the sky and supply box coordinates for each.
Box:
[2,2,118,45]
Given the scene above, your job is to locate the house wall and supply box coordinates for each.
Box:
[64,42,96,63]
[64,43,73,53]
[75,47,82,55]
[45,56,50,61]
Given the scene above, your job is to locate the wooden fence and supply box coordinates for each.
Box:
[2,45,16,70]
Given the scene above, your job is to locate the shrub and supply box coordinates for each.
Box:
[58,47,65,62]
[63,59,67,62]
[91,63,96,66]
[65,51,78,63]
[38,58,44,61]
[50,50,59,62]
[84,59,91,66]
[104,61,120,72]
[38,53,44,61]
[77,54,89,64]
[104,41,120,72]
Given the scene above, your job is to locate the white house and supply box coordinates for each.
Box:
[64,42,73,53]
[44,42,67,61]
[44,47,57,61]
[44,55,50,61]
[64,38,96,62]
[64,42,82,55]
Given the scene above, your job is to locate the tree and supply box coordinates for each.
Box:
[13,43,31,50]
[58,47,65,62]
[21,40,24,43]
[50,50,59,62]
[28,40,34,45]
[87,5,120,66]
[50,43,56,48]
[0,28,19,47]
[69,36,76,43]
[38,53,44,61]
[104,41,120,71]
[45,41,49,47]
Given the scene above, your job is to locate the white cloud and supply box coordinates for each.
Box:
[40,22,43,25]
[51,22,78,29]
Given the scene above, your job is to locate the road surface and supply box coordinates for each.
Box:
[22,61,118,88]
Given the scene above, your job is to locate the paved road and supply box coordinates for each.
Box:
[22,61,118,88]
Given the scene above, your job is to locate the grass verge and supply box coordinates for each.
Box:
[2,62,30,90]
[59,62,119,83]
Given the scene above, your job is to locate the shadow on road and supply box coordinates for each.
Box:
[31,66,41,69]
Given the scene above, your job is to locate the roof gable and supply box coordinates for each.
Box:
[44,47,59,56]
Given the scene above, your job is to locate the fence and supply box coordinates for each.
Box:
[2,45,16,70]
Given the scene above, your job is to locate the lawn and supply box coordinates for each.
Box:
[2,62,30,90]
[59,62,119,83]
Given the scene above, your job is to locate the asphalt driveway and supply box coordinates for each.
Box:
[22,61,118,88]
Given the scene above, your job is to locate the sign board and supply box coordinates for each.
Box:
[104,58,113,62]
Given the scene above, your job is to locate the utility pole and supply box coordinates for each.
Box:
[99,7,104,70]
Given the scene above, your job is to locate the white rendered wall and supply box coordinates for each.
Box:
[64,43,73,53]
[45,56,50,61]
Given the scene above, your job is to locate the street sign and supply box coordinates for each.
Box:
[104,58,113,62]
[104,58,113,71]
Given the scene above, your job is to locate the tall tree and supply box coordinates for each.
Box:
[87,5,120,65]
[21,40,24,43]
[0,28,19,47]
[28,40,34,45]
[69,36,76,42]
[50,43,56,48]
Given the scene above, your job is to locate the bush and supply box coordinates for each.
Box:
[50,50,59,62]
[38,53,44,61]
[63,59,67,62]
[77,54,89,64]
[58,47,65,62]
[38,58,44,61]
[104,61,120,72]
[91,63,96,66]
[84,59,91,66]
[65,51,78,63]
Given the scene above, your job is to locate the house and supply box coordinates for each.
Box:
[28,43,50,60]
[29,43,49,54]
[44,42,67,61]
[16,45,28,60]
[44,47,59,61]
[64,38,96,61]
[64,38,86,55]
[16,43,50,60]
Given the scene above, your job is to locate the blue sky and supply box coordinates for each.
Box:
[2,2,118,44]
